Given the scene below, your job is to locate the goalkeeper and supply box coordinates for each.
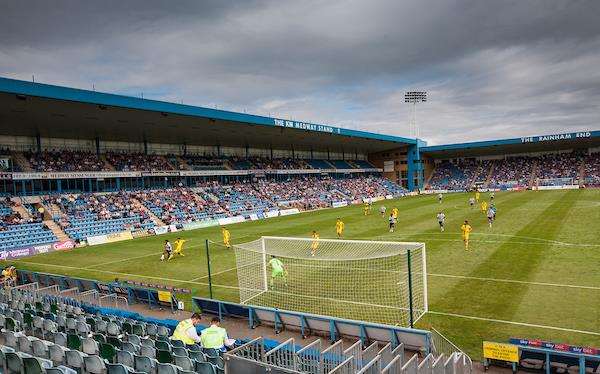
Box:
[268,256,288,287]
[310,230,319,256]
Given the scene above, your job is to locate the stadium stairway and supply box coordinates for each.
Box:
[578,158,586,185]
[131,198,165,227]
[100,155,116,171]
[42,202,64,221]
[176,156,191,170]
[528,159,539,188]
[11,151,33,171]
[424,166,436,187]
[43,220,70,242]
[10,199,32,220]
[484,162,495,188]
[190,188,219,204]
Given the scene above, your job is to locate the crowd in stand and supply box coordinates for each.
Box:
[246,157,307,170]
[183,155,228,170]
[131,187,225,225]
[46,192,153,230]
[583,153,600,186]
[201,181,275,215]
[426,152,600,190]
[254,176,403,210]
[10,150,373,172]
[255,177,344,209]
[487,157,533,188]
[535,153,581,180]
[25,150,105,172]
[105,152,175,171]
[0,198,43,228]
[427,160,482,190]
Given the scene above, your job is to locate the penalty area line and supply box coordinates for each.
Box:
[427,311,600,336]
[84,243,206,269]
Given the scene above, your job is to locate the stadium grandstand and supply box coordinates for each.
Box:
[0,76,420,250]
[422,133,600,191]
[1,76,600,374]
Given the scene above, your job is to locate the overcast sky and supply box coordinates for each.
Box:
[1,0,599,145]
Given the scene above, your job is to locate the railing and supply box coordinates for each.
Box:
[297,339,322,373]
[265,338,297,370]
[78,289,100,306]
[37,285,61,296]
[430,328,472,374]
[99,293,129,309]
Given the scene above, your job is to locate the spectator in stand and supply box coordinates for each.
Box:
[105,152,175,171]
[26,150,106,172]
[427,160,490,191]
[45,191,152,231]
[583,152,600,186]
[171,313,203,346]
[200,317,235,351]
[535,153,581,182]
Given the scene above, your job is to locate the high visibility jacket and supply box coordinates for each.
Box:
[200,325,227,349]
[171,319,196,345]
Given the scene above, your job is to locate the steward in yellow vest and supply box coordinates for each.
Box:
[200,317,230,350]
[171,313,202,345]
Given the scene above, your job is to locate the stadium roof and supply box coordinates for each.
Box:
[421,130,600,158]
[0,77,416,154]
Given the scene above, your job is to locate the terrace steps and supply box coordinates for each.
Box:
[529,159,539,187]
[424,165,436,187]
[11,201,31,220]
[43,219,70,241]
[12,151,33,171]
[132,198,165,226]
[484,162,495,188]
[100,155,116,171]
[42,202,63,220]
[578,158,586,185]
[176,156,191,170]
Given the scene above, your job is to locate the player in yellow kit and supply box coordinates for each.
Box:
[222,227,231,249]
[335,218,345,238]
[173,237,187,257]
[461,220,472,251]
[392,207,399,219]
[310,230,319,256]
[475,191,480,202]
[363,204,370,216]
[481,201,488,214]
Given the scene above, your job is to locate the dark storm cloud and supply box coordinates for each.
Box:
[1,0,599,144]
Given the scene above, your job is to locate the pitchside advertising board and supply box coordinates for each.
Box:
[0,240,75,260]
[509,338,599,356]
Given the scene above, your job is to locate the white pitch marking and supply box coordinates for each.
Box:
[84,251,162,269]
[189,266,239,281]
[427,310,600,336]
[428,273,600,291]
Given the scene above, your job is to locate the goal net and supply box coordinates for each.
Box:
[232,236,427,327]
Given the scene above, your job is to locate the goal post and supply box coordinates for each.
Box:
[232,236,428,328]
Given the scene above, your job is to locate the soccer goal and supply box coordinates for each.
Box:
[232,236,427,328]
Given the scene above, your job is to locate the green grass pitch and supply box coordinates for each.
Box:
[5,189,600,358]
